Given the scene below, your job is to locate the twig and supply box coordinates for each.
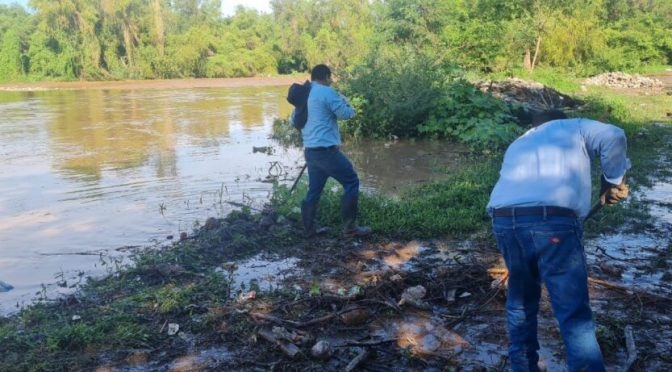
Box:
[345,348,371,372]
[588,277,672,301]
[337,338,397,347]
[624,325,638,371]
[251,311,337,328]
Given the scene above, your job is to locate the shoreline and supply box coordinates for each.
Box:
[0,75,308,92]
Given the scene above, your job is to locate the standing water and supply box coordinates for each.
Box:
[0,82,467,313]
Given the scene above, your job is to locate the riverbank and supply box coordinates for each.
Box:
[0,75,307,92]
[1,78,671,371]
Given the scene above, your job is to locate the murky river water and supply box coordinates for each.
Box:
[0,84,467,312]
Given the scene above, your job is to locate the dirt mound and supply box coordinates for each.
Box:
[476,78,580,113]
[583,72,664,89]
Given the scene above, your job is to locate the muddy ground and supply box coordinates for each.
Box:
[70,174,671,372]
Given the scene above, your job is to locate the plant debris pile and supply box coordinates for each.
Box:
[475,78,581,114]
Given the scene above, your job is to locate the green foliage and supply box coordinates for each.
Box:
[419,79,521,150]
[271,118,303,148]
[0,0,669,81]
[341,47,448,138]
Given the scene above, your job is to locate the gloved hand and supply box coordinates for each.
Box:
[599,175,629,205]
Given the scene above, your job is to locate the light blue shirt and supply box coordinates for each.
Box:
[487,118,630,219]
[293,82,355,148]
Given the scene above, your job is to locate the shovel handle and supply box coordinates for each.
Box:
[584,191,607,221]
[288,164,308,196]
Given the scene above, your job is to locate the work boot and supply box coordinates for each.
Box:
[301,200,330,238]
[341,194,371,237]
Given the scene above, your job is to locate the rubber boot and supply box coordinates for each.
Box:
[341,194,371,237]
[301,200,329,238]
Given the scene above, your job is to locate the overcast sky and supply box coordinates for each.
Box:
[0,0,272,17]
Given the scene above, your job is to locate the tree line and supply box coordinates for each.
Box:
[0,0,670,82]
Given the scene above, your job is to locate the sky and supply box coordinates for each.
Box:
[0,0,272,17]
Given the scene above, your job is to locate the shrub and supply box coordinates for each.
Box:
[419,79,521,151]
[340,46,447,139]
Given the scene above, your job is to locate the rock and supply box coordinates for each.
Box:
[166,235,173,240]
[0,280,13,292]
[398,285,429,309]
[237,290,256,303]
[583,72,664,89]
[311,340,334,360]
[390,274,403,282]
[179,232,188,241]
[167,323,180,336]
[340,306,369,326]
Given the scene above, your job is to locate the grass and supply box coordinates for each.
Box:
[271,158,501,239]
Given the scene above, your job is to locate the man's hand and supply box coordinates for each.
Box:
[599,175,629,205]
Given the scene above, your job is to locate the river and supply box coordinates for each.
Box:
[0,80,467,313]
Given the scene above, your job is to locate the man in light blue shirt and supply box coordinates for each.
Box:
[292,64,371,238]
[487,111,629,372]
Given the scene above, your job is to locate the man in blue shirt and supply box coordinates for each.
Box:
[487,111,630,372]
[293,64,371,238]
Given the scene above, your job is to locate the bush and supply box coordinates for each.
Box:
[340,47,447,139]
[419,78,521,151]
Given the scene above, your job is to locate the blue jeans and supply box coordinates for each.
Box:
[492,214,605,372]
[303,147,359,214]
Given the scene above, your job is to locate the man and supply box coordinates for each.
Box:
[292,64,371,238]
[487,111,630,372]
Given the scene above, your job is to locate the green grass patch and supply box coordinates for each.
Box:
[272,158,501,239]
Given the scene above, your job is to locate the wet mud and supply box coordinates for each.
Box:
[87,180,672,372]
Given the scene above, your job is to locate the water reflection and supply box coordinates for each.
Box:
[0,85,467,313]
[345,139,470,194]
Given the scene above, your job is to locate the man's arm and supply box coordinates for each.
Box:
[581,119,630,185]
[328,89,355,120]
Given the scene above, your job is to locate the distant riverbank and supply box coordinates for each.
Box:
[0,75,307,92]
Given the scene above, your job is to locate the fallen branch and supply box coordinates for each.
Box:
[251,311,337,328]
[588,277,672,301]
[624,325,638,372]
[337,338,397,347]
[258,328,302,359]
[345,348,371,372]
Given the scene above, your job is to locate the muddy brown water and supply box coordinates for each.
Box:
[0,82,467,313]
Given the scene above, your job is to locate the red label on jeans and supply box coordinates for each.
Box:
[550,237,561,244]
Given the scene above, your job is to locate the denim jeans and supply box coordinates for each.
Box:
[303,147,359,207]
[492,214,605,372]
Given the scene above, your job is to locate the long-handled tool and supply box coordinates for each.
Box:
[584,195,606,221]
[288,163,307,196]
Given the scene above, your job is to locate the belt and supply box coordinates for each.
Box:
[305,145,338,151]
[493,206,576,218]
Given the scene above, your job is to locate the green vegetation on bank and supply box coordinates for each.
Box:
[0,0,670,82]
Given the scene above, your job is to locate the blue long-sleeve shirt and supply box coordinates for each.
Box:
[292,82,355,148]
[487,118,630,219]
